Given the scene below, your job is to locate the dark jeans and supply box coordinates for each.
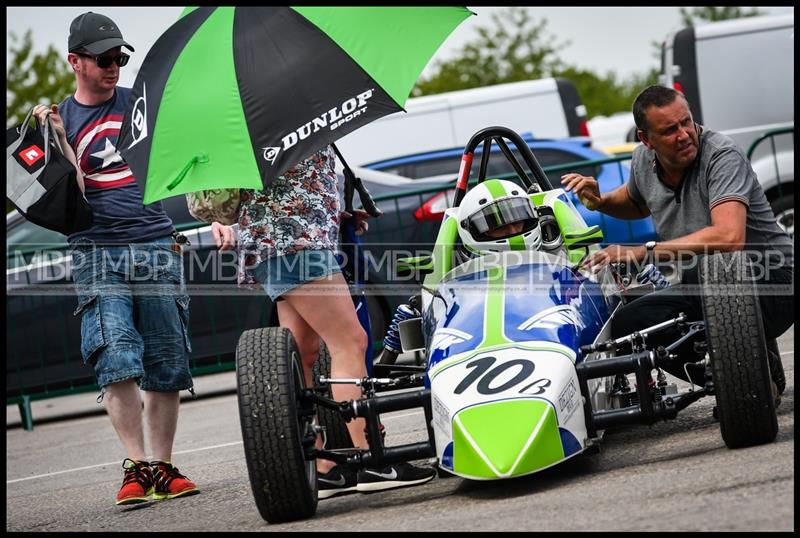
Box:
[611,260,794,386]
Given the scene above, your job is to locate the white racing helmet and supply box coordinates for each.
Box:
[457,179,542,254]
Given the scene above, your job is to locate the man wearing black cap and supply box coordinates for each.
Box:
[33,11,232,506]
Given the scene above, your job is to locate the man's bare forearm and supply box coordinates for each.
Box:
[597,185,650,219]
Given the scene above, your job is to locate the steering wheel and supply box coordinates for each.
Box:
[452,126,554,208]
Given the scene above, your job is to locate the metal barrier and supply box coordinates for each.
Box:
[746,125,794,161]
[746,126,794,236]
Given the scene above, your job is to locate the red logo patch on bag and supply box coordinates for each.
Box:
[19,144,45,166]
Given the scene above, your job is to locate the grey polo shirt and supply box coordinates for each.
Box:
[628,127,793,266]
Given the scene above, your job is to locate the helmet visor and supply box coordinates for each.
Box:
[467,197,538,241]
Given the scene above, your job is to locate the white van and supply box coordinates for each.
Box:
[587,111,639,150]
[335,77,589,166]
[660,14,794,232]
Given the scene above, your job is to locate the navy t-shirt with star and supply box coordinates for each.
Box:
[58,87,174,245]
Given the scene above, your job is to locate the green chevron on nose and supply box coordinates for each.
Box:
[452,399,564,478]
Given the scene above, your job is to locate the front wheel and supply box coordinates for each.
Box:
[236,327,318,523]
[699,251,778,449]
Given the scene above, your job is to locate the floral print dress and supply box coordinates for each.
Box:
[237,146,340,286]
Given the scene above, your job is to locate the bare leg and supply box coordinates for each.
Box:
[280,273,369,456]
[104,379,147,461]
[278,301,322,388]
[277,301,331,472]
[143,390,180,462]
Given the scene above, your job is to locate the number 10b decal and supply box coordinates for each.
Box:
[453,356,552,396]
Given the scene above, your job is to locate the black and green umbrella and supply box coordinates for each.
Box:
[118,6,473,204]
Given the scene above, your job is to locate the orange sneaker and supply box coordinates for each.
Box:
[116,459,154,505]
[150,461,199,500]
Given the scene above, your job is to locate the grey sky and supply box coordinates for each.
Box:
[6,6,795,91]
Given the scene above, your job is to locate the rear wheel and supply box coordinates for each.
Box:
[236,327,318,523]
[699,252,778,448]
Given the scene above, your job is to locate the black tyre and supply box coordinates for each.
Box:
[699,252,778,448]
[311,343,354,450]
[236,327,318,523]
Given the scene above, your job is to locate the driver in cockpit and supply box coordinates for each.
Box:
[455,179,563,262]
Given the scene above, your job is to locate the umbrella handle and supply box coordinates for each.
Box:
[352,173,382,218]
[332,143,382,218]
[343,167,355,216]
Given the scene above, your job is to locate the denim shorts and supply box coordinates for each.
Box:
[70,236,193,392]
[253,249,342,301]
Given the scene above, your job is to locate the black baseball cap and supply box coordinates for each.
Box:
[68,12,135,55]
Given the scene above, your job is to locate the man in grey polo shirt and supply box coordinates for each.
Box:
[561,85,793,401]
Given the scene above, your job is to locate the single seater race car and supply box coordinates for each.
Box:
[234,127,781,523]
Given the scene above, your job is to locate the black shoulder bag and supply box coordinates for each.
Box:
[6,107,93,235]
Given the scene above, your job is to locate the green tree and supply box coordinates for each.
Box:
[414,8,568,96]
[6,30,75,128]
[551,66,658,119]
[414,8,657,119]
[414,7,766,120]
[679,6,763,27]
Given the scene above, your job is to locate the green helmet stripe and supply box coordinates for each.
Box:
[484,179,507,199]
[508,234,526,251]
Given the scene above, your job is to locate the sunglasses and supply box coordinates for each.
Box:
[75,52,130,68]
